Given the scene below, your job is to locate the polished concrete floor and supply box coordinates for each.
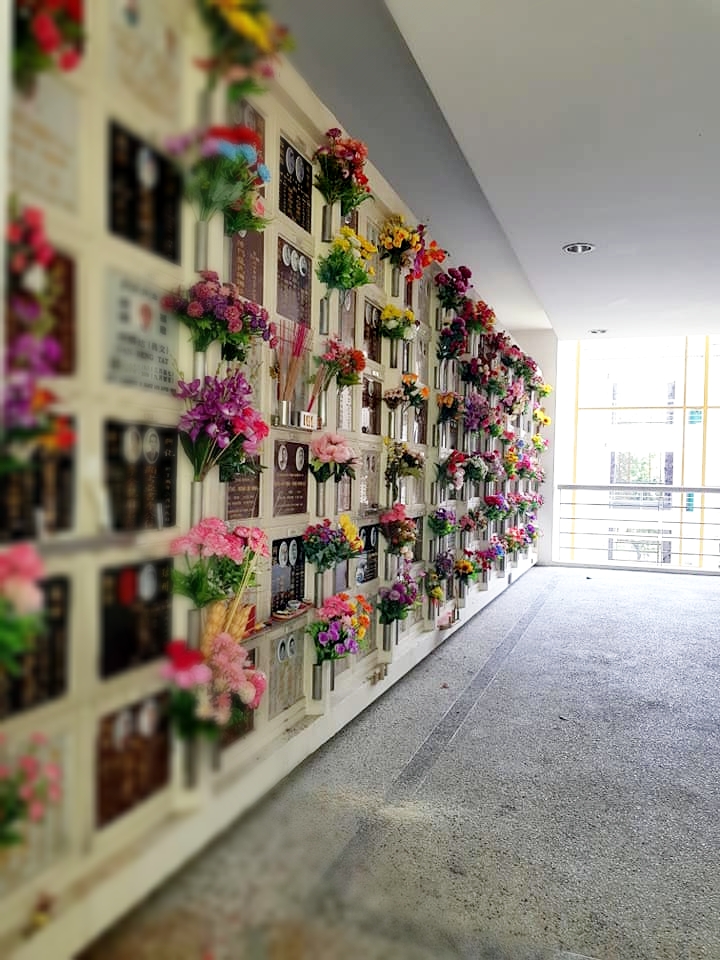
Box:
[81,567,720,960]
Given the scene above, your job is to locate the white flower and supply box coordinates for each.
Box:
[22,263,47,295]
[402,326,417,341]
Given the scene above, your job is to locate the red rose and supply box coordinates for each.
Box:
[59,48,81,71]
[32,11,62,54]
[64,0,84,22]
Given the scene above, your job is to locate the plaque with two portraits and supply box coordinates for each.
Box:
[276,238,311,326]
[104,420,177,532]
[278,136,312,233]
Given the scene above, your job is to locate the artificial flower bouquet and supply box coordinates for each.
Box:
[401,373,430,409]
[378,503,417,558]
[427,507,458,538]
[436,315,468,360]
[171,517,269,611]
[384,440,424,501]
[502,526,530,554]
[462,298,496,335]
[309,432,357,484]
[306,592,372,663]
[6,201,56,330]
[483,493,511,522]
[463,392,488,433]
[434,266,472,313]
[162,635,266,739]
[502,379,530,418]
[177,370,268,481]
[307,337,366,413]
[302,516,363,572]
[459,513,478,535]
[434,549,455,582]
[162,270,277,359]
[463,452,489,484]
[507,492,534,519]
[379,305,418,341]
[478,449,507,483]
[459,357,486,389]
[316,228,377,292]
[12,0,84,95]
[533,405,552,428]
[0,731,62,847]
[377,569,421,624]
[313,128,372,216]
[436,450,467,491]
[515,452,538,480]
[436,391,463,424]
[531,433,549,452]
[454,556,478,586]
[383,387,404,411]
[474,545,501,573]
[377,215,422,270]
[165,124,271,229]
[1,384,73,476]
[503,445,520,479]
[0,544,45,675]
[195,0,292,101]
[407,223,447,280]
[480,405,506,439]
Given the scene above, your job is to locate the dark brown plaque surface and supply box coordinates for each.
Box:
[230,230,265,306]
[363,299,381,362]
[104,420,177,532]
[414,400,428,446]
[276,237,311,326]
[100,559,172,678]
[356,525,379,584]
[361,377,382,436]
[108,121,181,263]
[272,440,308,516]
[96,693,170,829]
[338,289,356,346]
[278,136,312,232]
[270,535,305,612]
[225,458,260,521]
[0,426,75,543]
[0,576,70,719]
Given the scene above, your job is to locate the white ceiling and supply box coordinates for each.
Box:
[385,0,720,340]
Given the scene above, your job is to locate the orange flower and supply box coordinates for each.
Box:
[402,373,418,384]
[31,387,58,412]
[420,386,430,399]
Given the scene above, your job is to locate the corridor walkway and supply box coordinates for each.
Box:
[81,567,720,960]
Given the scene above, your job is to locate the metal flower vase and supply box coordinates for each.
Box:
[319,294,330,335]
[382,621,398,651]
[389,337,399,368]
[317,390,328,430]
[387,408,398,437]
[402,340,411,372]
[314,570,325,608]
[457,579,467,606]
[312,659,334,700]
[321,202,340,243]
[384,552,399,581]
[194,219,209,272]
[391,265,402,297]
[315,481,326,517]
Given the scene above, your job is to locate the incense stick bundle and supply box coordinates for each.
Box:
[281,322,312,401]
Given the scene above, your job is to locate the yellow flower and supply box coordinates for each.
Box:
[357,626,366,640]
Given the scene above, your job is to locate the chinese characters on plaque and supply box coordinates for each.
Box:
[278,136,312,232]
[0,422,75,543]
[339,289,356,345]
[359,449,381,514]
[356,525,379,584]
[100,560,173,678]
[267,628,304,720]
[336,475,352,513]
[105,271,178,394]
[0,577,70,720]
[104,421,177,531]
[225,460,261,521]
[230,231,265,306]
[109,0,181,122]
[96,693,170,829]
[361,377,382,435]
[337,386,353,432]
[270,535,305,613]
[108,121,181,263]
[363,300,382,362]
[272,441,308,516]
[276,238,311,326]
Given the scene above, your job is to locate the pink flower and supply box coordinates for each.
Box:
[310,432,355,464]
[23,208,44,230]
[58,48,81,72]
[0,543,45,582]
[30,732,47,747]
[0,764,9,778]
[44,762,61,782]
[48,783,62,803]
[187,300,204,318]
[19,783,34,802]
[247,670,267,709]
[236,680,257,705]
[35,243,55,267]
[28,801,46,823]
[1,576,43,613]
[18,755,39,779]
[31,12,61,54]
[252,196,266,218]
[235,408,269,454]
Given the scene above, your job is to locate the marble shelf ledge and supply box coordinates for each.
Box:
[35,532,138,556]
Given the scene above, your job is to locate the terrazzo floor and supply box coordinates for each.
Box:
[79,567,720,960]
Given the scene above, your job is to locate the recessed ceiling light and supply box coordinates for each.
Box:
[563,242,595,254]
[589,329,607,335]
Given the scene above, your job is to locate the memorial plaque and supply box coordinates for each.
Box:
[11,74,79,212]
[358,450,380,514]
[278,136,312,232]
[0,577,70,720]
[413,515,425,563]
[356,525,379,584]
[338,289,356,346]
[336,475,352,514]
[337,385,353,432]
[361,376,382,436]
[418,275,432,328]
[105,270,178,394]
[100,559,172,678]
[109,0,181,123]
[225,459,261,521]
[363,299,381,362]
[229,99,266,193]
[415,326,430,385]
[333,560,349,594]
[96,693,170,829]
[277,237,311,326]
[104,420,177,532]
[366,220,385,291]
[414,399,428,446]
[405,274,413,310]
[267,627,304,720]
[270,535,305,612]
[272,440,308,517]
[108,121,181,263]
[0,426,75,543]
[230,231,265,306]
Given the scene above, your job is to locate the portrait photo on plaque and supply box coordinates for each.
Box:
[278,135,312,233]
[276,237,311,327]
[358,451,381,514]
[0,418,76,543]
[272,440,308,517]
[108,121,181,263]
[363,299,382,362]
[100,559,173,678]
[270,535,305,613]
[104,420,177,532]
[356,525,379,585]
[105,270,178,394]
[96,692,170,829]
[0,577,70,720]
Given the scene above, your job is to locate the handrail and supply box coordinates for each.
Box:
[557,483,720,494]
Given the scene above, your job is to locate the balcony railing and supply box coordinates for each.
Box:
[557,484,720,571]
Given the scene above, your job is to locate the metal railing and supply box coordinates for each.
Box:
[557,484,720,571]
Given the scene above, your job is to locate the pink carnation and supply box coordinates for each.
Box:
[310,432,355,464]
[1,576,44,614]
[187,300,204,318]
[0,543,45,582]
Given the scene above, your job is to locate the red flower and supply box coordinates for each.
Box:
[64,0,84,23]
[59,48,81,72]
[206,125,262,150]
[166,640,204,671]
[32,11,62,54]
